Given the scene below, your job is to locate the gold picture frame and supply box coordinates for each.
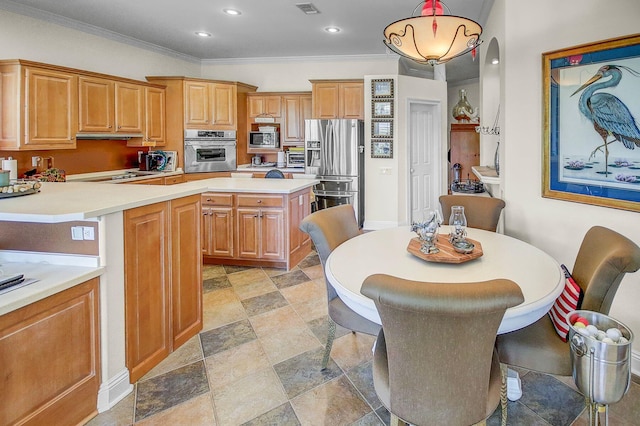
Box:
[372,120,393,138]
[372,79,394,98]
[372,140,393,158]
[372,100,393,118]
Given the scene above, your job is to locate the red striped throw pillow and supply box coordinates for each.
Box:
[549,265,584,342]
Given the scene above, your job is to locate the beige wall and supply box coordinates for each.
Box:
[482,0,640,373]
[0,9,200,80]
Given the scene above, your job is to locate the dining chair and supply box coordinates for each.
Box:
[264,169,285,178]
[362,274,524,426]
[439,195,506,232]
[299,204,381,369]
[496,226,640,376]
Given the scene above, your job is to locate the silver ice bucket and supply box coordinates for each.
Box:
[568,310,633,405]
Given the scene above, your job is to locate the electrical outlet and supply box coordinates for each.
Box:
[82,226,95,240]
[71,226,84,241]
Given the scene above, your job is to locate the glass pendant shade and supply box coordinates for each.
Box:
[383,1,482,65]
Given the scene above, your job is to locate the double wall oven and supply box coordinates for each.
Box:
[184,130,236,173]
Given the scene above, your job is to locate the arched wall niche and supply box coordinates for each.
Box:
[480,37,501,172]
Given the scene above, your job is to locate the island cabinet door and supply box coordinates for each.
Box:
[236,208,261,259]
[170,195,203,349]
[0,278,100,426]
[289,190,311,257]
[261,209,285,260]
[124,202,171,383]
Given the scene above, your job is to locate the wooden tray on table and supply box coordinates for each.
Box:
[407,237,483,264]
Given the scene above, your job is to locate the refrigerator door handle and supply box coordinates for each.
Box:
[359,145,364,154]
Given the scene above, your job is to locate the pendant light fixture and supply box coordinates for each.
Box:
[383,0,482,66]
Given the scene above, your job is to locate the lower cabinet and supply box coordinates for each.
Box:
[0,278,100,425]
[124,194,201,383]
[201,189,312,269]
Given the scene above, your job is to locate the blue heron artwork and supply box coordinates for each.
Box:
[571,65,640,176]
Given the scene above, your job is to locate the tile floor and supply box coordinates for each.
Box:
[88,251,640,425]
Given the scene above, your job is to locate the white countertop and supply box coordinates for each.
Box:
[237,164,306,173]
[0,178,318,223]
[0,253,104,316]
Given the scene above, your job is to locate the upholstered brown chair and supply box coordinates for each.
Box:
[439,195,506,232]
[362,274,524,426]
[496,226,640,376]
[299,205,381,369]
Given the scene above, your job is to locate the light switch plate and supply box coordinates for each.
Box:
[71,226,84,240]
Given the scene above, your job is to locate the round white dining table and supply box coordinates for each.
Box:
[325,226,564,334]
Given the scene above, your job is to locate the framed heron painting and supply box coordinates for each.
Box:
[543,33,640,212]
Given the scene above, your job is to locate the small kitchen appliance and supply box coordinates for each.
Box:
[184,130,236,173]
[249,131,280,149]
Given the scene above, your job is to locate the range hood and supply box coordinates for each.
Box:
[76,133,143,140]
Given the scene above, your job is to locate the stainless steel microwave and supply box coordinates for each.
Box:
[249,132,280,149]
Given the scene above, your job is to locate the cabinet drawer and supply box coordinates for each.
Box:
[164,175,185,185]
[237,194,284,208]
[202,193,233,206]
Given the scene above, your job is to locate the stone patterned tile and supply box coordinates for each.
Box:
[200,319,257,358]
[299,264,324,280]
[202,288,247,331]
[262,267,289,277]
[134,361,209,422]
[140,334,203,381]
[249,305,308,338]
[259,327,322,364]
[290,375,371,425]
[213,367,288,425]
[346,360,381,410]
[307,315,351,344]
[296,253,321,269]
[227,268,269,286]
[271,269,311,289]
[224,265,254,274]
[136,392,216,425]
[375,406,391,425]
[232,277,278,300]
[330,331,376,371]
[204,340,271,391]
[241,290,289,317]
[202,264,226,279]
[291,296,328,322]
[273,347,343,399]
[607,380,640,424]
[487,400,551,426]
[203,275,231,293]
[86,392,134,426]
[518,371,585,426]
[241,402,301,426]
[350,411,385,426]
[279,278,326,306]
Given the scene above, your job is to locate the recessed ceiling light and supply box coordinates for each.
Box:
[491,58,500,65]
[223,8,241,16]
[325,27,341,33]
[195,31,212,37]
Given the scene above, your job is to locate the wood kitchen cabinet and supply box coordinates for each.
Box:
[184,80,237,130]
[201,188,311,269]
[124,195,202,382]
[282,94,312,145]
[0,278,100,425]
[0,60,77,150]
[248,94,282,118]
[115,81,144,134]
[237,194,285,261]
[449,123,480,187]
[311,79,364,120]
[201,193,234,258]
[79,76,114,133]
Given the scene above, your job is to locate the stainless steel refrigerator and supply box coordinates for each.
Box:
[304,119,365,228]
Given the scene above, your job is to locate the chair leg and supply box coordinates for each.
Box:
[500,363,508,426]
[321,318,336,370]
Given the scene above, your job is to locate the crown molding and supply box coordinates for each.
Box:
[0,0,200,64]
[201,54,393,66]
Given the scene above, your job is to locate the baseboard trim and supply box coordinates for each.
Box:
[97,369,133,413]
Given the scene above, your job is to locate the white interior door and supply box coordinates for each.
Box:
[409,102,441,223]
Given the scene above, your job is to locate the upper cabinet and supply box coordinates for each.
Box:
[0,59,166,150]
[184,80,237,130]
[282,94,312,145]
[248,95,282,119]
[0,61,78,150]
[311,79,364,120]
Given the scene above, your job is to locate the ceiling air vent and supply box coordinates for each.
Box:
[296,3,320,14]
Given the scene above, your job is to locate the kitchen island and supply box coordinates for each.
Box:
[0,177,317,424]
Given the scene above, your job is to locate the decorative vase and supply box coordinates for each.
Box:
[449,205,467,243]
[494,141,500,176]
[452,89,474,122]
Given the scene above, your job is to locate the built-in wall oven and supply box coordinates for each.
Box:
[184,130,236,173]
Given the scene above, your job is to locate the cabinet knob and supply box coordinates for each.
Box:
[257,199,262,203]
